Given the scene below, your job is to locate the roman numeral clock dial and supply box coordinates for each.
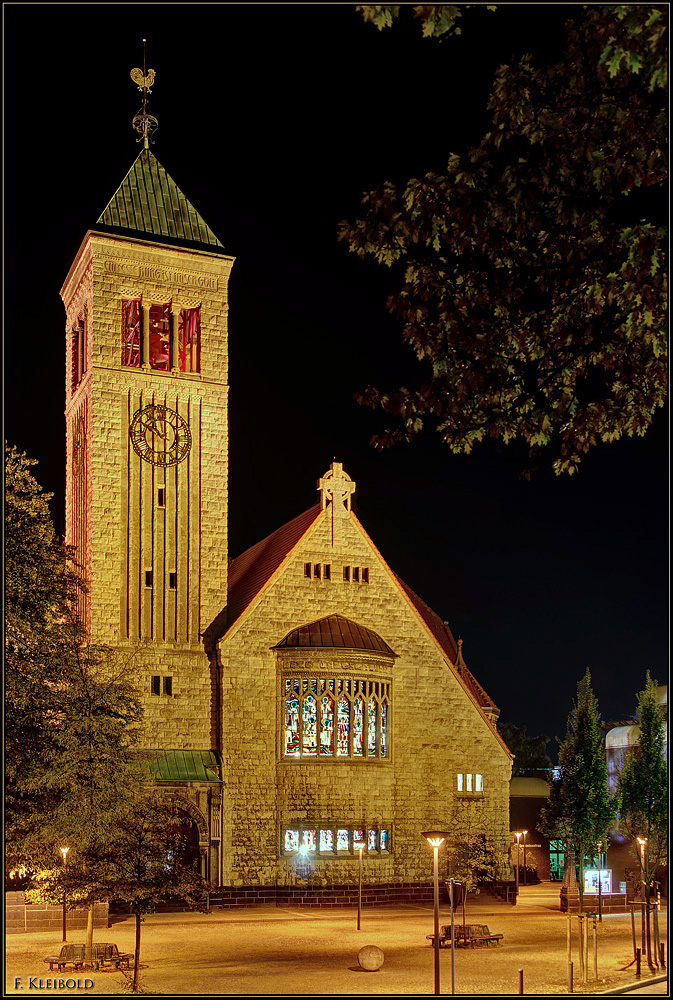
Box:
[130,404,192,466]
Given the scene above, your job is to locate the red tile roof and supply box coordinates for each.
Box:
[274,614,396,655]
[393,573,497,712]
[207,504,500,732]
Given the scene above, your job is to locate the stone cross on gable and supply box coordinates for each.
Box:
[317,462,355,518]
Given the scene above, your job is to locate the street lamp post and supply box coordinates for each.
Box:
[636,837,648,960]
[514,832,522,896]
[522,830,528,885]
[597,841,603,923]
[357,845,363,931]
[422,830,450,996]
[59,847,69,942]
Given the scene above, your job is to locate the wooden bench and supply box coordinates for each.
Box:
[426,924,470,947]
[426,924,503,949]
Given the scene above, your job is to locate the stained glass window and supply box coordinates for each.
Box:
[285,829,299,852]
[282,674,391,761]
[368,829,377,852]
[466,772,473,792]
[380,830,389,851]
[337,695,350,756]
[457,773,464,791]
[302,829,317,852]
[302,694,317,756]
[336,829,350,851]
[476,773,483,792]
[367,697,377,756]
[353,829,365,851]
[284,694,300,757]
[353,696,364,757]
[320,829,334,852]
[320,694,334,756]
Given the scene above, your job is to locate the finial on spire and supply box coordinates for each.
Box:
[131,39,158,148]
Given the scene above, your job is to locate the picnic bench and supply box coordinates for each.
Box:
[426,924,503,948]
[43,942,133,971]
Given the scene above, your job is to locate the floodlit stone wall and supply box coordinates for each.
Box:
[61,233,233,749]
[218,506,512,890]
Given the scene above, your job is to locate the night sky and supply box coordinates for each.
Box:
[4,5,667,752]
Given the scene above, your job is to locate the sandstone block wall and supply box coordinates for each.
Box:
[219,505,512,890]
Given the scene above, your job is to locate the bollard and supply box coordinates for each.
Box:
[636,947,641,977]
[518,968,524,994]
[593,913,598,981]
[567,960,573,993]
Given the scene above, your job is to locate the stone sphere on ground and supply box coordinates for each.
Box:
[358,944,384,971]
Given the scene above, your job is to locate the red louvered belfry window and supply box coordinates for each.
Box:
[122,298,142,367]
[178,307,200,373]
[149,301,171,371]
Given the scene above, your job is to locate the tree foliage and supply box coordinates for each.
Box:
[29,793,210,991]
[345,5,667,475]
[539,669,615,910]
[617,673,667,888]
[5,444,143,873]
[497,720,551,776]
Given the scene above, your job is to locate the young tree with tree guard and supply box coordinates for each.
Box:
[617,673,667,968]
[344,5,667,476]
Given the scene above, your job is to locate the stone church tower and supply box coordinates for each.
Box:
[61,73,512,902]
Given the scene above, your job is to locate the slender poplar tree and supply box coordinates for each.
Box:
[540,669,615,911]
[617,673,667,966]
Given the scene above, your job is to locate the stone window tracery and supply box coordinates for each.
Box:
[283,675,390,761]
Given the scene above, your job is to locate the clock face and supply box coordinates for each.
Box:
[130,404,192,466]
[72,416,86,479]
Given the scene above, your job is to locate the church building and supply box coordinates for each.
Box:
[61,72,512,905]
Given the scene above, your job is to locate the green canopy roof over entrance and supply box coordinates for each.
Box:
[148,750,222,782]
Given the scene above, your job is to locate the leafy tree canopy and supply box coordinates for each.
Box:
[497,720,551,775]
[345,5,667,475]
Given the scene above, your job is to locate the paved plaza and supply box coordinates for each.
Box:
[6,884,668,995]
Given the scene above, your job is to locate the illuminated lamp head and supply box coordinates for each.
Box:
[422,830,450,848]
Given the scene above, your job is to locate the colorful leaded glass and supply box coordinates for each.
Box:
[368,829,377,852]
[337,695,350,756]
[285,829,299,852]
[380,701,388,758]
[320,829,334,852]
[336,829,350,851]
[380,829,389,851]
[353,829,365,851]
[284,695,300,757]
[353,696,364,756]
[367,697,377,756]
[302,829,317,852]
[302,694,317,755]
[320,694,334,756]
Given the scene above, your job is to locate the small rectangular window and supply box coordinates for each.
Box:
[343,566,350,582]
[163,676,173,696]
[353,829,366,851]
[145,570,153,588]
[157,488,166,507]
[353,567,360,583]
[466,772,473,792]
[362,567,369,583]
[149,302,171,371]
[324,564,331,580]
[314,564,321,579]
[476,773,483,792]
[169,572,177,590]
[304,563,312,578]
[151,675,161,696]
[457,773,464,792]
